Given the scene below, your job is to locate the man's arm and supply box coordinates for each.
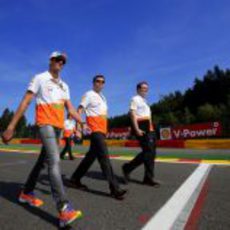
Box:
[77,105,92,134]
[65,100,82,124]
[1,91,35,144]
[130,110,144,136]
[150,118,154,132]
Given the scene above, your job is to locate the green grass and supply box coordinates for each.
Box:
[107,151,230,160]
[0,144,230,161]
[0,144,40,151]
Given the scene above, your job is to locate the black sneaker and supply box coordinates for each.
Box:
[65,179,88,190]
[122,164,130,183]
[142,179,161,188]
[110,188,127,200]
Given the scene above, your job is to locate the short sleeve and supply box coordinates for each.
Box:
[80,93,90,109]
[130,97,138,111]
[27,75,40,94]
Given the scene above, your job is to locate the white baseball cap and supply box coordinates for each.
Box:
[49,51,67,63]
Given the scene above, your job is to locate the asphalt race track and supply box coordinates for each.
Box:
[0,151,229,230]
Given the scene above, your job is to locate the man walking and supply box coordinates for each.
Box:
[1,51,83,227]
[122,81,160,187]
[66,75,127,200]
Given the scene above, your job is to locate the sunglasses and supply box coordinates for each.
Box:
[95,79,105,84]
[54,57,66,65]
[140,87,149,91]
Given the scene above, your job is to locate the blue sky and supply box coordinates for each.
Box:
[0,0,230,123]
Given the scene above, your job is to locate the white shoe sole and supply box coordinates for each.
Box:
[18,197,36,207]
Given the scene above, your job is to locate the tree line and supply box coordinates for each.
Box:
[109,66,230,137]
[0,108,39,138]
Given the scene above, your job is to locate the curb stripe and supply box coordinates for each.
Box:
[142,164,212,230]
[184,178,209,229]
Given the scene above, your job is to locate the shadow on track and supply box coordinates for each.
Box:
[0,181,80,229]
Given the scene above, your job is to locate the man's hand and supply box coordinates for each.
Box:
[1,91,34,145]
[65,100,82,123]
[1,128,14,144]
[83,123,92,135]
[135,128,145,137]
[74,129,82,139]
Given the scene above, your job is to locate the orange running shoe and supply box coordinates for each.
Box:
[59,203,83,227]
[18,191,44,207]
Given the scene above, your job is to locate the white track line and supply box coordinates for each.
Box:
[142,163,212,230]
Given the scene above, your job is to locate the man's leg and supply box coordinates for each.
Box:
[19,146,45,207]
[122,134,146,177]
[66,138,74,160]
[142,132,155,181]
[39,125,68,211]
[92,132,127,199]
[23,146,46,193]
[123,151,144,174]
[142,132,159,187]
[60,138,68,159]
[70,136,96,183]
[92,133,120,191]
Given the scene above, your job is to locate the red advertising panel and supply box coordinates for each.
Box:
[160,122,222,140]
[107,127,130,139]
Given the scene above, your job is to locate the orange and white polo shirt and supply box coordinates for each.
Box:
[130,94,154,131]
[28,71,70,129]
[80,90,108,134]
[63,119,76,138]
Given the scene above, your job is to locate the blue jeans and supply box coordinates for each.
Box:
[23,125,68,211]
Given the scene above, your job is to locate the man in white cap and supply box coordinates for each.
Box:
[1,51,83,227]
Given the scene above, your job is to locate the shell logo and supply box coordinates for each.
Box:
[213,122,219,128]
[160,128,172,140]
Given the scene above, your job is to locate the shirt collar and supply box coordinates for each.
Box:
[47,71,63,83]
[137,94,148,104]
